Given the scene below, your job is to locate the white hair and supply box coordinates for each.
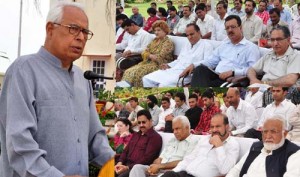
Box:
[264,115,287,130]
[46,1,85,23]
[173,115,191,130]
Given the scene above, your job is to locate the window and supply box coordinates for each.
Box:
[92,60,106,95]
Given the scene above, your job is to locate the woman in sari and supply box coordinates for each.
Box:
[118,20,174,87]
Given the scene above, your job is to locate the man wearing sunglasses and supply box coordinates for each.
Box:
[115,110,162,177]
[247,25,300,87]
[0,2,114,177]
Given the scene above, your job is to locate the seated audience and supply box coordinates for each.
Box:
[167,6,181,34]
[289,3,300,50]
[185,94,203,129]
[273,0,292,25]
[165,92,189,133]
[143,8,159,32]
[173,6,195,36]
[194,90,221,135]
[143,24,213,87]
[255,0,270,25]
[226,116,300,177]
[287,105,300,142]
[211,1,228,41]
[116,19,152,71]
[245,87,296,140]
[130,6,144,27]
[155,97,174,131]
[242,0,263,44]
[114,119,134,161]
[157,7,168,21]
[191,15,260,87]
[115,101,130,119]
[244,86,263,116]
[195,3,215,39]
[247,26,300,87]
[127,97,144,128]
[162,113,240,177]
[115,110,162,177]
[116,14,129,49]
[229,0,246,17]
[226,88,257,136]
[147,95,162,126]
[117,21,174,87]
[220,93,230,114]
[129,116,198,177]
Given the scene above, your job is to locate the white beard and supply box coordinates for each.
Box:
[263,136,285,151]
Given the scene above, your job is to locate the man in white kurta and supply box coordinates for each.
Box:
[226,88,257,136]
[142,24,213,87]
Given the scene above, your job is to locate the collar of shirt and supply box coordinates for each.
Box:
[138,127,155,136]
[190,38,203,49]
[38,47,75,72]
[224,37,248,46]
[245,14,257,21]
[271,46,295,60]
[271,99,288,108]
[235,99,244,111]
[133,28,144,37]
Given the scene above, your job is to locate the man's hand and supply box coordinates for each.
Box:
[179,64,194,77]
[165,114,174,121]
[219,70,233,80]
[147,164,161,175]
[160,64,170,70]
[209,135,223,148]
[122,50,132,58]
[115,163,129,174]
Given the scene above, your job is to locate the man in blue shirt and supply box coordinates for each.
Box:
[190,15,260,87]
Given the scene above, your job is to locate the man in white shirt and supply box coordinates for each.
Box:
[142,24,213,87]
[162,113,240,177]
[128,97,144,128]
[129,116,198,177]
[226,88,257,136]
[116,19,153,70]
[244,87,263,117]
[155,97,174,131]
[226,116,300,177]
[195,3,215,39]
[173,6,196,36]
[241,0,263,43]
[211,1,228,41]
[229,0,246,17]
[245,87,296,140]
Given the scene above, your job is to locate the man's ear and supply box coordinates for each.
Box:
[46,22,55,38]
[283,130,288,137]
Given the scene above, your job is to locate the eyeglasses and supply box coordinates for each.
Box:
[270,37,287,43]
[137,121,147,124]
[53,23,94,40]
[225,25,239,31]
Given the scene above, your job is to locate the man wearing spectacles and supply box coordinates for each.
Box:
[247,25,300,87]
[0,2,114,177]
[227,116,300,177]
[115,110,162,177]
[190,15,260,87]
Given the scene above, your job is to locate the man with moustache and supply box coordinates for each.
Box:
[155,97,174,131]
[173,6,196,36]
[226,88,257,136]
[162,113,240,177]
[226,116,300,177]
[190,15,260,87]
[247,26,300,87]
[0,2,114,176]
[115,110,162,177]
[143,24,213,87]
[211,1,228,41]
[129,116,198,177]
[241,0,263,43]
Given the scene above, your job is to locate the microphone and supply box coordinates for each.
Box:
[83,70,114,80]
